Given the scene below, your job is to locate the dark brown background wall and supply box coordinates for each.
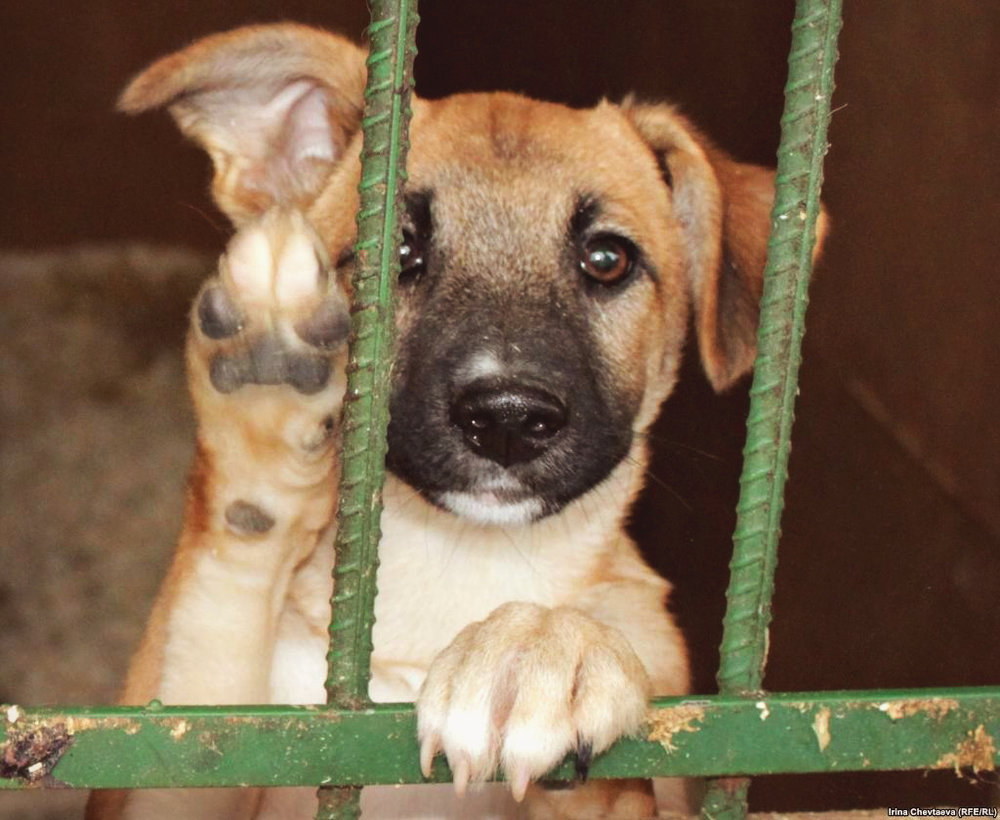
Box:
[1,0,997,814]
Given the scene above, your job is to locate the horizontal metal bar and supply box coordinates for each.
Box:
[2,688,996,790]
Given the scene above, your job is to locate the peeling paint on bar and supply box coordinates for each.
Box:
[812,707,831,752]
[0,720,74,784]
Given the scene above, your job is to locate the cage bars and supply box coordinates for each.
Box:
[702,0,844,816]
[324,0,418,712]
[319,0,419,816]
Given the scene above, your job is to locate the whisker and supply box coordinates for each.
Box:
[178,200,228,236]
[624,454,693,512]
[634,431,725,462]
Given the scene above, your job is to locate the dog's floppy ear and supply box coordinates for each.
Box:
[623,101,827,391]
[119,24,367,225]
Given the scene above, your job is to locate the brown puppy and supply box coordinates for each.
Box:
[87,23,822,820]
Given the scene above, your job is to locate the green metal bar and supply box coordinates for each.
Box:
[706,0,843,815]
[325,0,419,711]
[3,689,996,789]
[321,0,418,815]
[716,0,843,700]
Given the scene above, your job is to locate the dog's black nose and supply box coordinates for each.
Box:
[450,383,568,467]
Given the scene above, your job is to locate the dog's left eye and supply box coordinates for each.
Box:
[579,235,635,286]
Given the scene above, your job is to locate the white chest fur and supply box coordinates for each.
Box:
[270,465,635,706]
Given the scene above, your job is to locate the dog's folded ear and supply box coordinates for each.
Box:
[623,101,828,392]
[119,24,367,225]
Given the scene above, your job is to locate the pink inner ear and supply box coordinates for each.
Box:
[281,83,337,165]
[260,81,338,204]
[215,79,336,205]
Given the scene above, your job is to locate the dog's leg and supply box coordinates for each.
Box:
[417,569,693,819]
[87,210,348,820]
[149,208,346,708]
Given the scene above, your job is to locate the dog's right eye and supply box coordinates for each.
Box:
[578,234,636,287]
[399,230,427,284]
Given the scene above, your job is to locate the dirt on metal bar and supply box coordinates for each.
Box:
[875,697,960,721]
[0,720,74,784]
[934,724,997,775]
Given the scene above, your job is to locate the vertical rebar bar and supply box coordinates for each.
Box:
[702,0,842,817]
[319,0,419,816]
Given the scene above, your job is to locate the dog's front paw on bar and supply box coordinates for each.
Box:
[416,602,651,804]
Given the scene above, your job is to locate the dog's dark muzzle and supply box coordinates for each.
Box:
[450,381,568,467]
[386,291,637,519]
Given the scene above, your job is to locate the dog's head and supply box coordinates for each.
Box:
[122,24,823,527]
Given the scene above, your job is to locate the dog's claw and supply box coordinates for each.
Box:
[575,739,592,782]
[419,735,439,779]
[509,764,531,803]
[451,755,470,797]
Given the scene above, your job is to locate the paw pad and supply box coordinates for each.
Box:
[197,285,244,339]
[294,300,351,351]
[224,500,275,535]
[193,210,350,396]
[209,338,332,395]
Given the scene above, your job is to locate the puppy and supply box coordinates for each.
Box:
[86,22,820,820]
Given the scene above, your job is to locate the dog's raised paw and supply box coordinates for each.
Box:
[194,209,350,396]
[416,602,651,802]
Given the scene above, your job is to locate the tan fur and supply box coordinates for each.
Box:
[88,23,822,820]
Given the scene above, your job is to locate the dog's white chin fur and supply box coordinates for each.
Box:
[439,491,543,527]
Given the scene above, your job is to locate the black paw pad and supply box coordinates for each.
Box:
[224,500,275,535]
[209,338,332,395]
[295,298,351,350]
[198,286,244,340]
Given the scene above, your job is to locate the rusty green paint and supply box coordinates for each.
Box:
[2,689,996,790]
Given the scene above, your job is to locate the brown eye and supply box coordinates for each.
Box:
[579,235,634,285]
[399,229,426,283]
